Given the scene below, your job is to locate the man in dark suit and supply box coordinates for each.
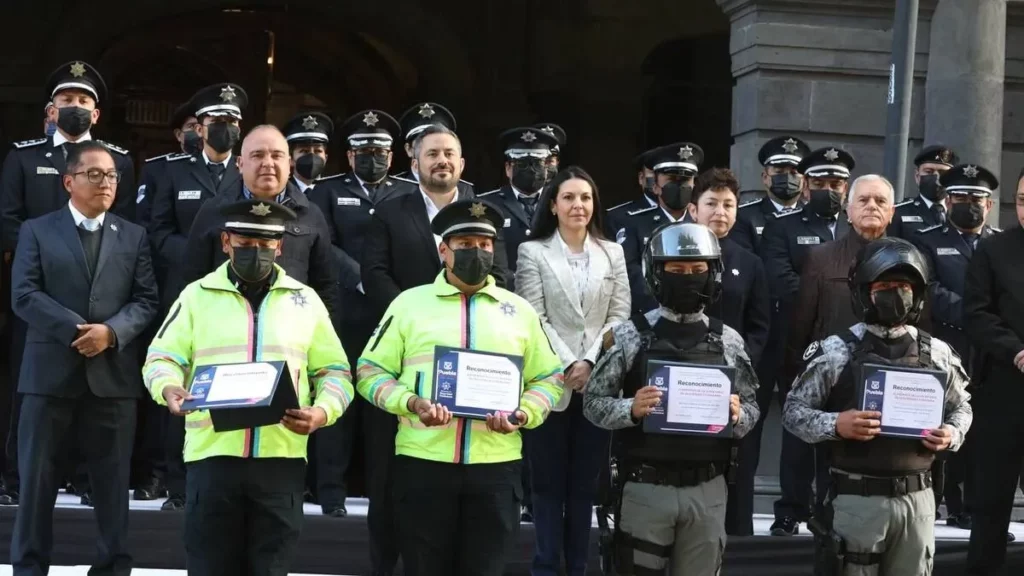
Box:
[359,124,509,576]
[0,60,136,506]
[9,141,158,575]
[394,102,475,197]
[888,145,958,239]
[689,167,771,536]
[477,126,560,292]
[731,136,810,253]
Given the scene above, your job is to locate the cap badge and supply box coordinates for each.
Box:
[301,115,318,130]
[219,85,237,102]
[678,145,694,160]
[938,149,952,163]
[963,165,979,178]
[469,202,487,218]
[69,62,86,78]
[250,203,272,217]
[824,148,840,161]
[363,111,380,127]
[540,126,555,135]
[417,104,435,119]
[782,138,799,154]
[520,131,537,143]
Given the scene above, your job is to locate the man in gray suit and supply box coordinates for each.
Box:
[9,140,159,576]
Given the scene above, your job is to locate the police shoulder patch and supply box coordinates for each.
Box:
[894,199,914,208]
[802,341,822,362]
[166,152,192,162]
[97,140,129,155]
[916,224,942,235]
[615,227,627,244]
[13,138,46,149]
[477,188,501,197]
[738,197,763,209]
[627,205,658,217]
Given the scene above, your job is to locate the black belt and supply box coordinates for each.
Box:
[626,462,725,488]
[832,471,932,498]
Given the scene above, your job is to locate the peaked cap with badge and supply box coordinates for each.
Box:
[282,111,333,145]
[940,163,998,197]
[647,142,704,175]
[914,145,959,169]
[499,127,559,159]
[398,102,457,143]
[758,136,811,167]
[798,147,856,179]
[190,83,248,120]
[220,199,298,240]
[341,110,400,150]
[47,60,108,104]
[533,123,566,156]
[431,199,505,240]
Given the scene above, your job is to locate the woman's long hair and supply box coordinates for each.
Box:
[529,166,606,242]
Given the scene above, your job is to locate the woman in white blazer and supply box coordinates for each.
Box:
[516,167,630,576]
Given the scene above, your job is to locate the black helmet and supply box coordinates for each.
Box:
[642,222,723,307]
[848,237,930,325]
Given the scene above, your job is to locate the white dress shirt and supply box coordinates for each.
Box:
[293,175,314,194]
[202,150,232,169]
[556,231,591,305]
[68,201,105,231]
[53,130,92,147]
[421,187,450,261]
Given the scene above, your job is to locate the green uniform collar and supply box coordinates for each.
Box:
[199,261,305,293]
[431,270,502,301]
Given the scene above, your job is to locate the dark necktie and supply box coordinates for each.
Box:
[931,203,946,225]
[519,194,538,220]
[208,162,226,184]
[963,233,979,249]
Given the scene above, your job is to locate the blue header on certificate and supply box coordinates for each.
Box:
[857,363,946,439]
[642,360,735,437]
[432,346,524,420]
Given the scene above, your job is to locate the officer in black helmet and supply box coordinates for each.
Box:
[784,237,972,576]
[584,222,760,575]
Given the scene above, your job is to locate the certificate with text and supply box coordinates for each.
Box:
[642,360,735,437]
[184,362,281,409]
[857,363,947,439]
[432,346,524,420]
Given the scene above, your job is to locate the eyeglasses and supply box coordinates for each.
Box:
[72,169,122,185]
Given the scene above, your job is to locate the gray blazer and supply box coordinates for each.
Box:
[516,233,630,411]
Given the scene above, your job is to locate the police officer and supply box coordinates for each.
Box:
[478,126,560,290]
[783,237,972,576]
[605,149,658,242]
[136,101,203,228]
[619,142,702,316]
[888,145,958,239]
[0,60,136,506]
[357,199,564,576]
[282,111,333,194]
[731,136,810,253]
[909,163,999,531]
[144,198,354,576]
[534,122,566,180]
[583,222,760,576]
[394,102,474,196]
[759,146,855,536]
[147,83,248,511]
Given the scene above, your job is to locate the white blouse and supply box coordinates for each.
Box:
[557,231,591,305]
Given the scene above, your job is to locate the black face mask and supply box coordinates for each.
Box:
[448,247,494,286]
[182,131,204,156]
[808,188,842,218]
[870,286,915,327]
[206,123,241,154]
[230,246,276,283]
[769,173,802,201]
[918,173,945,202]
[511,163,548,194]
[643,176,657,203]
[659,271,709,313]
[660,181,694,211]
[295,154,325,180]
[354,153,389,183]
[56,106,92,137]
[949,202,985,230]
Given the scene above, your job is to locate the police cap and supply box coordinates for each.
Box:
[341,110,400,151]
[533,123,566,156]
[499,127,558,160]
[647,142,704,175]
[282,112,333,145]
[940,163,998,198]
[914,145,958,169]
[169,100,197,131]
[190,83,248,120]
[431,199,505,240]
[47,61,107,105]
[758,136,810,168]
[798,147,856,179]
[220,199,298,240]
[399,102,457,143]
[632,147,657,172]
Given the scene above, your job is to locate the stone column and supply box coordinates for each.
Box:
[925,0,1007,225]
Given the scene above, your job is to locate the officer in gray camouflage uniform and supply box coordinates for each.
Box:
[583,222,760,576]
[783,237,972,576]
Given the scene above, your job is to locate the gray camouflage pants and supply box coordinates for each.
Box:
[832,488,935,575]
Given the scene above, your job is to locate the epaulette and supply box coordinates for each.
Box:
[145,153,173,163]
[459,178,474,185]
[738,197,763,208]
[166,152,192,162]
[97,140,129,155]
[602,330,615,351]
[607,201,631,212]
[390,175,417,185]
[477,188,501,197]
[12,138,46,149]
[991,226,1003,233]
[772,209,802,219]
[627,205,658,217]
[317,172,349,182]
[894,199,914,208]
[916,224,942,234]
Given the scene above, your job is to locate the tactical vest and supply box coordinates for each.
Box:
[620,315,733,465]
[824,329,938,475]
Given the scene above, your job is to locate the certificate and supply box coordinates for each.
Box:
[642,360,735,437]
[857,363,946,439]
[432,346,524,420]
[181,361,298,432]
